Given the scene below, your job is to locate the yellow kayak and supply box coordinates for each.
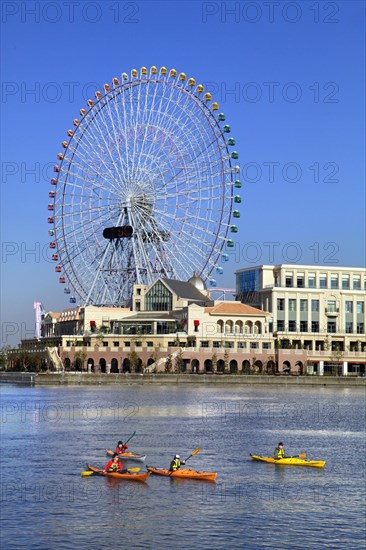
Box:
[250,454,325,468]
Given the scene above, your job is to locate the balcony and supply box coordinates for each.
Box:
[325,308,339,316]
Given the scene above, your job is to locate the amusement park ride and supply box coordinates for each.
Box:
[47,66,242,308]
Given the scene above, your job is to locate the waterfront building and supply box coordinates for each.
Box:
[236,265,366,375]
[11,266,366,376]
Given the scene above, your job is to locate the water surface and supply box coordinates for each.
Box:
[1,384,365,549]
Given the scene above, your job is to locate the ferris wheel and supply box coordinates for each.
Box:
[47,66,241,306]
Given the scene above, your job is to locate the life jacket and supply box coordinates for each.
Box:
[275,447,285,458]
[170,458,181,470]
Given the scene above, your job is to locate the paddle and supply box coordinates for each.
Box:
[184,447,201,463]
[81,467,140,476]
[123,431,136,446]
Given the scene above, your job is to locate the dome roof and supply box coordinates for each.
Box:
[187,272,206,291]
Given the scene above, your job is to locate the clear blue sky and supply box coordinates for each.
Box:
[1,0,365,347]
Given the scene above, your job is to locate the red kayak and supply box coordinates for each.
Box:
[87,465,150,481]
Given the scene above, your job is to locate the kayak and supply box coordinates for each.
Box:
[147,466,217,481]
[250,454,326,468]
[87,465,151,481]
[106,449,146,462]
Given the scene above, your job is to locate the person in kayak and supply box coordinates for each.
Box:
[274,442,286,459]
[169,454,186,471]
[104,453,123,472]
[115,440,129,454]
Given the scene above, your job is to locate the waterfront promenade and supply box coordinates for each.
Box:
[1,372,365,386]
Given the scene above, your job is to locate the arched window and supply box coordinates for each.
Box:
[235,321,243,334]
[111,358,119,373]
[99,358,106,373]
[225,320,233,334]
[229,360,238,373]
[191,359,199,373]
[245,321,253,334]
[204,359,212,372]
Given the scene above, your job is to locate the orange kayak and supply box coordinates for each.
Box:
[87,465,150,481]
[106,449,146,462]
[147,466,217,481]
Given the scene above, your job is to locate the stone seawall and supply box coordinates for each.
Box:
[1,372,366,387]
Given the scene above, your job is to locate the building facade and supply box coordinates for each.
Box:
[11,266,366,376]
[236,265,366,375]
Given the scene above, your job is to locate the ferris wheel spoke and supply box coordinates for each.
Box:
[91,96,130,187]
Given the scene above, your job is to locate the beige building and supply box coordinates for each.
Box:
[15,266,365,376]
[236,265,366,375]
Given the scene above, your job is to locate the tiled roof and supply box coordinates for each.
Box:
[204,302,267,315]
[45,312,60,320]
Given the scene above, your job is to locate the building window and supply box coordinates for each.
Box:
[135,301,141,311]
[285,275,293,287]
[311,300,319,312]
[308,275,315,288]
[342,276,350,290]
[124,342,130,347]
[327,300,337,313]
[311,321,319,332]
[250,342,258,349]
[357,323,364,334]
[277,320,284,331]
[330,275,338,289]
[168,341,175,347]
[200,341,209,347]
[136,288,141,295]
[297,275,304,288]
[353,277,361,290]
[237,342,246,349]
[288,320,296,332]
[345,322,353,334]
[103,341,108,347]
[345,301,353,313]
[263,342,271,349]
[300,321,308,332]
[319,275,327,289]
[356,301,364,314]
[288,299,296,312]
[327,318,337,333]
[145,281,172,311]
[225,342,234,348]
[113,341,119,347]
[135,342,142,347]
[147,342,154,347]
[277,299,284,311]
[237,269,260,292]
[213,341,222,348]
[300,299,308,312]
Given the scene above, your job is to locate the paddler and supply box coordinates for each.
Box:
[169,454,186,471]
[115,440,129,454]
[104,453,123,472]
[274,442,286,459]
